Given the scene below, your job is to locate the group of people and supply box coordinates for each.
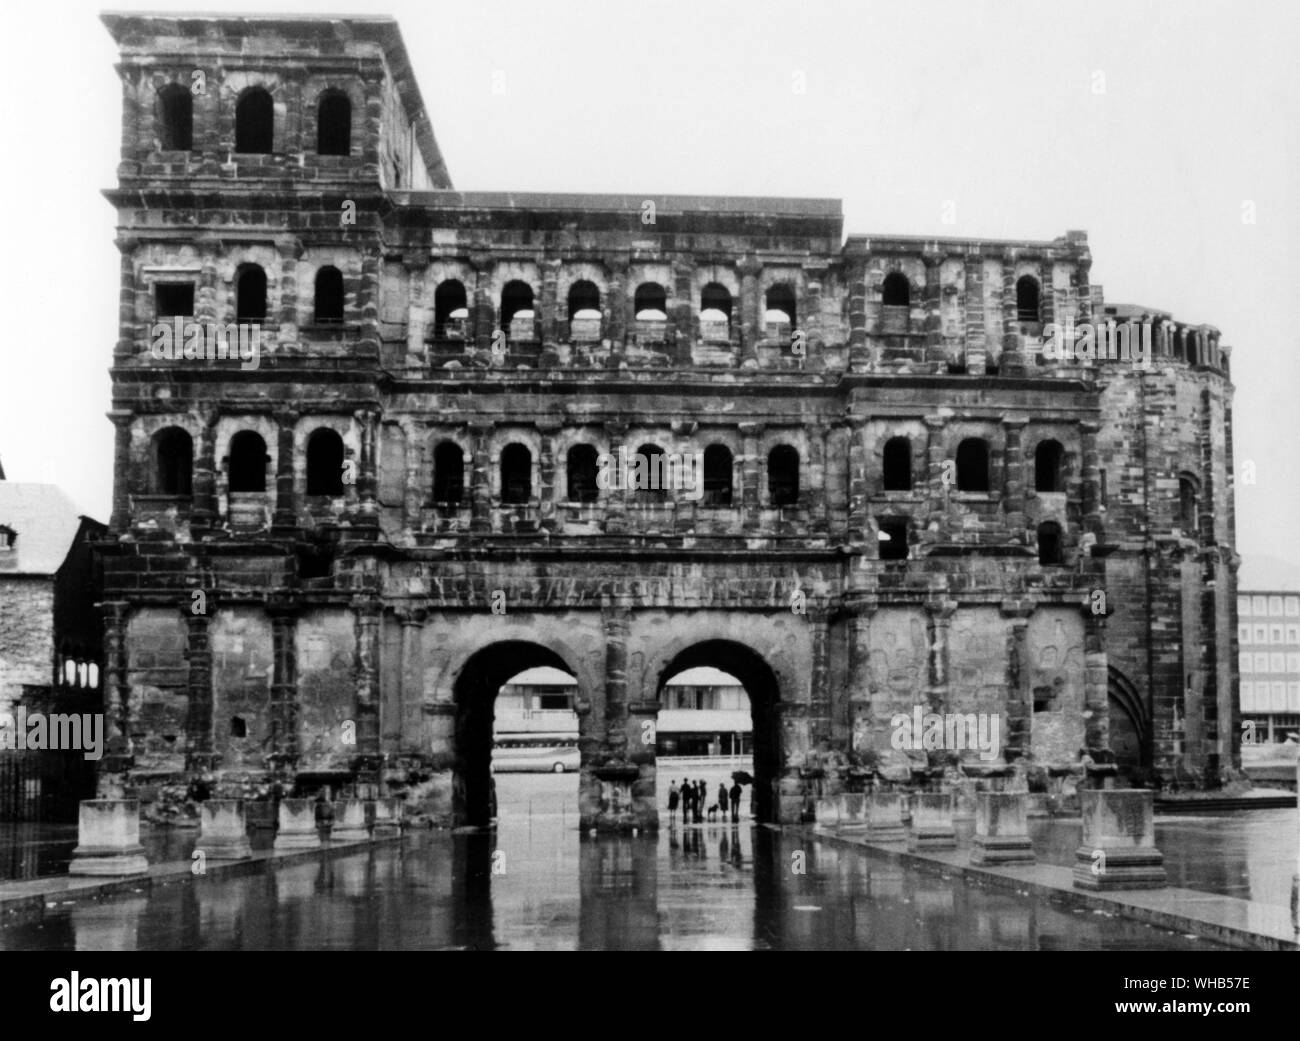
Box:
[667,778,743,824]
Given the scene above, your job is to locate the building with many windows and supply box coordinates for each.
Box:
[1237,591,1300,744]
[95,13,1241,830]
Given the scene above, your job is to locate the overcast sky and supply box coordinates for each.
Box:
[1,0,1295,571]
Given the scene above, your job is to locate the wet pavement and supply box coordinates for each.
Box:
[0,777,1240,950]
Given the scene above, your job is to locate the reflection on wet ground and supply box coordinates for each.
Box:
[0,809,1230,950]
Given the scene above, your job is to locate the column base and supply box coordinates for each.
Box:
[908,827,957,852]
[1072,847,1167,890]
[971,835,1035,865]
[69,847,149,877]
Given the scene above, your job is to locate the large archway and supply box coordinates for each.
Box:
[452,640,583,828]
[654,640,782,824]
[1107,665,1149,778]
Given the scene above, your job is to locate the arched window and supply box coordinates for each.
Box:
[235,264,267,322]
[501,281,535,341]
[1034,439,1065,492]
[432,441,464,504]
[634,282,667,319]
[956,438,990,492]
[1178,475,1198,532]
[235,87,274,154]
[434,280,468,340]
[157,83,192,151]
[567,444,599,503]
[768,445,800,506]
[1037,522,1063,566]
[765,283,797,339]
[882,272,910,307]
[313,266,344,324]
[882,436,912,491]
[568,281,601,341]
[700,283,732,341]
[633,443,667,501]
[879,516,909,561]
[501,444,532,503]
[1016,275,1040,323]
[703,444,733,506]
[228,431,268,493]
[153,427,192,495]
[306,428,345,496]
[317,90,351,156]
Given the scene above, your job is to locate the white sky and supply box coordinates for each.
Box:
[1,0,1296,569]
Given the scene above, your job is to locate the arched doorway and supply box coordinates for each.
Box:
[654,640,782,824]
[1107,666,1148,777]
[452,641,584,828]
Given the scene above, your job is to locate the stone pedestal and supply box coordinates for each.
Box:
[814,796,839,830]
[69,800,149,876]
[837,793,867,832]
[370,797,402,836]
[908,793,957,851]
[331,798,369,841]
[971,792,1035,865]
[197,799,251,860]
[1073,789,1166,890]
[273,798,321,851]
[864,792,907,842]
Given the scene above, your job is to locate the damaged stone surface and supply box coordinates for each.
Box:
[95,13,1242,833]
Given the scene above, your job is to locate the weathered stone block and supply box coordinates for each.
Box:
[331,798,369,841]
[197,799,251,860]
[1073,789,1166,890]
[908,792,956,851]
[369,796,403,836]
[837,793,867,831]
[69,800,149,876]
[273,798,321,851]
[864,792,907,842]
[971,792,1034,865]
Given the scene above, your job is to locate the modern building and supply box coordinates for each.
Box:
[96,13,1241,831]
[1237,590,1300,744]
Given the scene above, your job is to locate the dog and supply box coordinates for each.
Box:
[707,804,720,821]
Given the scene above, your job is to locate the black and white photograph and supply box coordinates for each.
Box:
[0,0,1297,1005]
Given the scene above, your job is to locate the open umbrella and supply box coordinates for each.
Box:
[731,770,754,785]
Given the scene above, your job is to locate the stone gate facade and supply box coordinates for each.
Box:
[97,13,1241,830]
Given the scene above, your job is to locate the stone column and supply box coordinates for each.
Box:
[672,258,694,365]
[925,600,956,716]
[963,255,986,375]
[739,422,763,531]
[602,420,628,534]
[1002,417,1026,531]
[404,258,430,362]
[847,604,875,757]
[1079,420,1103,540]
[271,409,298,532]
[606,261,628,348]
[99,601,132,794]
[922,252,945,365]
[393,608,425,753]
[115,237,138,362]
[802,264,826,363]
[183,610,216,773]
[108,410,134,533]
[922,416,948,540]
[540,258,560,347]
[276,236,300,342]
[808,607,832,749]
[846,418,868,545]
[848,265,869,372]
[739,258,761,367]
[191,408,219,533]
[268,605,300,780]
[357,252,382,362]
[538,419,559,533]
[1039,261,1056,329]
[603,600,630,759]
[359,70,383,180]
[1083,609,1111,767]
[1003,609,1032,763]
[1000,251,1026,377]
[468,421,492,533]
[355,409,379,526]
[353,599,382,788]
[401,422,423,537]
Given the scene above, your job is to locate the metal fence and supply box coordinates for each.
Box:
[0,748,95,822]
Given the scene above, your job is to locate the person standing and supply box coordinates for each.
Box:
[717,782,729,821]
[729,780,742,821]
[682,778,695,824]
[696,779,707,823]
[667,781,679,824]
